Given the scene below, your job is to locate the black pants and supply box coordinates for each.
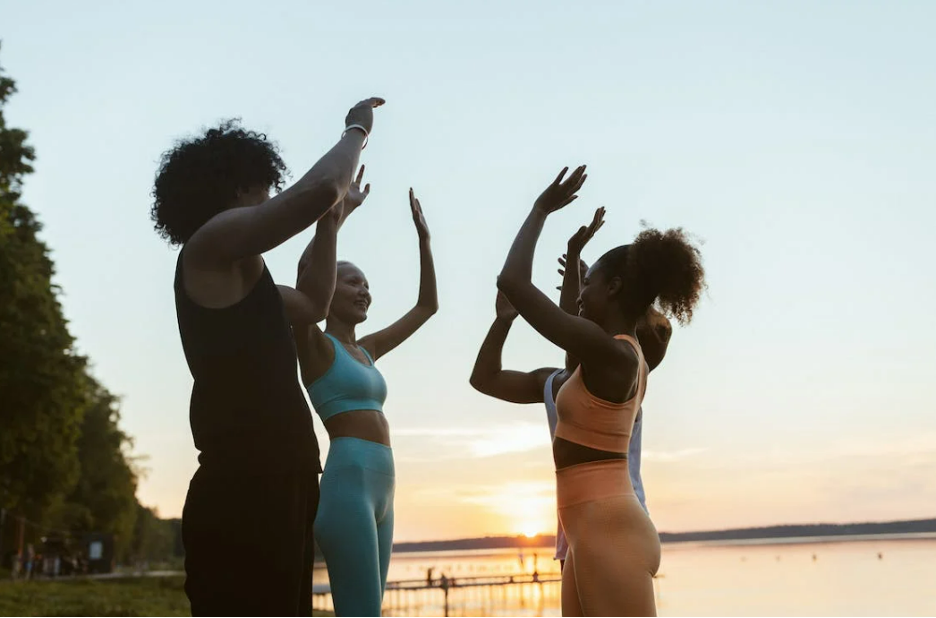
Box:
[182,465,320,616]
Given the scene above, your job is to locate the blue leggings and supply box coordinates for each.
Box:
[315,437,395,616]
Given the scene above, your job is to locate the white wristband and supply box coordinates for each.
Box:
[343,124,369,148]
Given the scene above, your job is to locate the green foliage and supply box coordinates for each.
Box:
[0,41,89,524]
[131,505,176,565]
[48,379,139,561]
[0,43,174,568]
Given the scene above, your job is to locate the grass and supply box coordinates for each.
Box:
[0,576,333,616]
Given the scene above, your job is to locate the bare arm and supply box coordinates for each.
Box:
[292,212,339,323]
[359,189,438,361]
[186,98,383,268]
[558,253,583,316]
[559,248,583,373]
[557,207,604,371]
[497,168,623,365]
[294,165,372,317]
[297,165,370,278]
[469,292,557,404]
[277,285,327,327]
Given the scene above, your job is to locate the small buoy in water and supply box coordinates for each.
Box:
[812,554,817,561]
[878,552,883,560]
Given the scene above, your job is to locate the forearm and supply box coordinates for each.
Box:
[559,246,582,315]
[296,217,338,314]
[560,246,583,370]
[295,131,365,201]
[211,131,364,262]
[264,132,365,237]
[297,203,355,277]
[469,318,513,389]
[416,238,439,313]
[498,207,547,289]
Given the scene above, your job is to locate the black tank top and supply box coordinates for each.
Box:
[174,254,321,474]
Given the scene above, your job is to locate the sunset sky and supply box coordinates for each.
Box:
[4,0,935,542]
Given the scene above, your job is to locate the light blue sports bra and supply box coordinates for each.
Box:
[306,333,388,421]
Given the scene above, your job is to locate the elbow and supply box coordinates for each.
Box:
[299,178,342,216]
[497,274,526,298]
[469,372,488,394]
[496,274,516,295]
[417,298,439,318]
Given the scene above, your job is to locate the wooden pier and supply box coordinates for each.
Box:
[312,571,562,616]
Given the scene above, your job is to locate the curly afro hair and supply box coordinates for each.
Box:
[151,119,288,245]
[596,227,706,325]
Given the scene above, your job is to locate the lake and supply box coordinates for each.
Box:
[312,533,936,616]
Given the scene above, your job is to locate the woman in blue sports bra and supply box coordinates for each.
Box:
[292,172,438,616]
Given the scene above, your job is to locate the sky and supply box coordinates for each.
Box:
[3,0,935,542]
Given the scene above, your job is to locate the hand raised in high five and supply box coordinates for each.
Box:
[345,97,386,136]
[568,206,605,253]
[410,188,430,242]
[555,207,604,290]
[534,165,587,215]
[556,255,589,291]
[343,165,371,215]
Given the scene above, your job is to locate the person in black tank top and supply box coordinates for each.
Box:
[175,256,320,616]
[152,98,384,616]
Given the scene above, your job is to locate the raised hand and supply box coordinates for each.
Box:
[534,165,587,215]
[495,291,519,321]
[343,165,370,214]
[568,206,605,254]
[345,97,386,136]
[410,188,430,242]
[556,254,589,290]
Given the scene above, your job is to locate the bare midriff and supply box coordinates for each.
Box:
[324,409,391,446]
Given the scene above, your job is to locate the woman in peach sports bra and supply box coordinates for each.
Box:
[497,166,705,616]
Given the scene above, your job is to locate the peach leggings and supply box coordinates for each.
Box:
[557,459,661,616]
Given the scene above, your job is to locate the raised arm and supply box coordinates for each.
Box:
[290,210,339,325]
[557,207,605,371]
[277,284,328,328]
[359,189,438,361]
[297,165,370,278]
[292,166,371,320]
[469,292,558,404]
[186,98,384,268]
[497,167,624,365]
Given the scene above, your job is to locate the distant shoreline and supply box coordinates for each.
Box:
[390,517,936,554]
[664,530,936,549]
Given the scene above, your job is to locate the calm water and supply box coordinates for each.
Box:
[313,533,936,616]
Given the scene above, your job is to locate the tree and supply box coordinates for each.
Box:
[131,505,176,565]
[50,377,139,560]
[0,45,170,569]
[0,41,89,527]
